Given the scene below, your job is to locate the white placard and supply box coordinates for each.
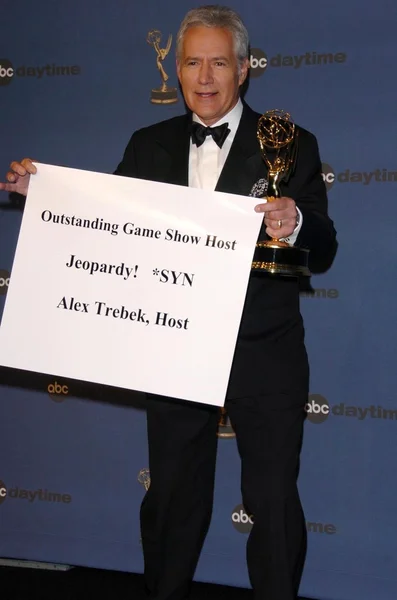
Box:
[0,164,262,406]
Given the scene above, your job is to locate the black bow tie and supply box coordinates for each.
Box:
[191,121,230,149]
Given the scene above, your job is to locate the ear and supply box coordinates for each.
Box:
[238,57,249,86]
[176,59,182,83]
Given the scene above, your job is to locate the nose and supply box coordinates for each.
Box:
[198,61,214,85]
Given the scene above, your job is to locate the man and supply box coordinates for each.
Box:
[0,5,336,600]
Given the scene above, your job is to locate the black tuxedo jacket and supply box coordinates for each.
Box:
[115,103,336,399]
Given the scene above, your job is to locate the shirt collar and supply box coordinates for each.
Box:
[192,98,243,136]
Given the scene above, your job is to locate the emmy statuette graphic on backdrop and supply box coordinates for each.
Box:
[217,408,236,439]
[147,30,178,104]
[138,468,151,491]
[251,109,310,276]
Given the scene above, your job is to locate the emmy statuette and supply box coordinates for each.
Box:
[251,109,310,277]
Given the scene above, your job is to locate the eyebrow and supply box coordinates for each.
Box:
[184,56,230,63]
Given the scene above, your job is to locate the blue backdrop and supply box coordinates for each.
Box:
[1,2,397,599]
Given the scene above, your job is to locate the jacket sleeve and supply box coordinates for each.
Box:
[291,131,337,273]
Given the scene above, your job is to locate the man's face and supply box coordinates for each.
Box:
[176,26,248,126]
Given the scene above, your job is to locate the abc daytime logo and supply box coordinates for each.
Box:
[322,163,336,191]
[47,381,69,402]
[249,48,268,77]
[0,481,7,505]
[0,59,81,86]
[250,50,346,78]
[300,288,339,300]
[0,59,14,85]
[305,394,330,424]
[231,504,254,533]
[0,479,71,505]
[322,163,397,191]
[305,394,397,424]
[0,269,10,296]
[232,504,336,535]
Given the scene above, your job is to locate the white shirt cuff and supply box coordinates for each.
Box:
[280,207,303,246]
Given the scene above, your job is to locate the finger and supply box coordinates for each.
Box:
[254,201,268,213]
[276,196,295,205]
[266,197,287,208]
[265,213,296,230]
[9,159,37,177]
[266,225,295,239]
[21,158,37,173]
[9,161,28,177]
[266,196,294,211]
[264,210,296,223]
[264,212,296,226]
[265,218,283,232]
[255,201,290,216]
[0,182,17,192]
[6,170,19,183]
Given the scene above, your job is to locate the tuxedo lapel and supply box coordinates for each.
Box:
[215,104,267,197]
[153,114,191,186]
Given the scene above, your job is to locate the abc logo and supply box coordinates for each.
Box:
[322,163,336,191]
[47,381,69,402]
[0,59,14,86]
[249,48,268,78]
[305,394,330,424]
[0,270,10,296]
[0,481,7,505]
[231,504,254,533]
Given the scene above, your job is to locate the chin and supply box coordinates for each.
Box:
[195,106,220,119]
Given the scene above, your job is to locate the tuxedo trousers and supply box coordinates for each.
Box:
[140,390,307,600]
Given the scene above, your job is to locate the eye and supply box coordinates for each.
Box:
[187,60,198,66]
[215,61,227,67]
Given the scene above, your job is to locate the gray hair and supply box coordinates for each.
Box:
[176,5,249,70]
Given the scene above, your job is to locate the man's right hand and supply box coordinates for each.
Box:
[0,158,37,196]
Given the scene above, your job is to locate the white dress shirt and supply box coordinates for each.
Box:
[188,98,302,245]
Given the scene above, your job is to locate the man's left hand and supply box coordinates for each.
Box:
[255,196,298,239]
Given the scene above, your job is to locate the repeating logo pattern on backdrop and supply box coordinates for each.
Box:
[0,59,81,86]
[137,468,151,491]
[0,481,7,505]
[217,408,235,438]
[47,381,69,402]
[231,504,254,533]
[305,394,397,424]
[322,163,397,191]
[231,504,337,535]
[249,48,347,78]
[147,30,178,104]
[300,287,339,300]
[0,269,10,296]
[0,479,72,505]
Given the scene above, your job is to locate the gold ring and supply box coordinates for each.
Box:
[277,219,282,229]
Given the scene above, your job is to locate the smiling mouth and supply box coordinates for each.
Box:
[196,92,218,97]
